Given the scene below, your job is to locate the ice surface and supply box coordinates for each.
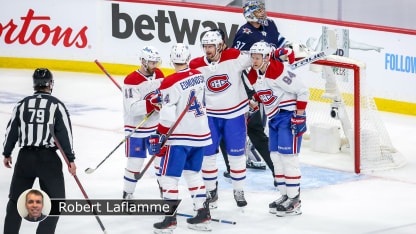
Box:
[1,69,415,234]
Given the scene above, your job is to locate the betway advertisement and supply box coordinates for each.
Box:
[0,0,415,104]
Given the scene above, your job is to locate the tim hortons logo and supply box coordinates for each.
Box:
[0,9,88,48]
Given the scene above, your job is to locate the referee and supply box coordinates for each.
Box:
[2,68,76,234]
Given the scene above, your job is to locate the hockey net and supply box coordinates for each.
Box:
[301,55,406,173]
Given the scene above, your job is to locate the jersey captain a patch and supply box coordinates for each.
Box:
[206,74,231,93]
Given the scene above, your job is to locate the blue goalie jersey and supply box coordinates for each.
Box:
[232,19,286,51]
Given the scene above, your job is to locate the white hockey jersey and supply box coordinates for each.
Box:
[247,57,309,120]
[123,68,164,138]
[157,68,212,147]
[189,48,251,119]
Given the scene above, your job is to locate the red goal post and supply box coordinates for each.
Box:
[302,55,406,174]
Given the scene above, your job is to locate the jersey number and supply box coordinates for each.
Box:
[234,41,246,50]
[188,89,204,117]
[125,88,133,98]
[28,109,45,123]
[282,70,296,85]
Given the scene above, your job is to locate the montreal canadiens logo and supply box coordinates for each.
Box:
[206,75,231,93]
[257,89,277,105]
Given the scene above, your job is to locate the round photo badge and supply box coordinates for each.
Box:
[17,188,51,222]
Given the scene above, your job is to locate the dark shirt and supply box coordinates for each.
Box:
[24,213,46,222]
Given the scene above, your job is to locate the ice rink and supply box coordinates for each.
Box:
[1,68,415,234]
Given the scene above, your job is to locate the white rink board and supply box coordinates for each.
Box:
[1,0,416,103]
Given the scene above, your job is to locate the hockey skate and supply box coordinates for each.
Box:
[122,191,136,214]
[153,215,177,234]
[268,195,288,214]
[275,195,302,217]
[122,191,133,200]
[233,189,247,207]
[187,202,212,231]
[206,182,218,209]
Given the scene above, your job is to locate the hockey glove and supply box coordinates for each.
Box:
[149,134,167,155]
[276,48,295,64]
[150,93,162,111]
[291,113,307,137]
[248,99,259,114]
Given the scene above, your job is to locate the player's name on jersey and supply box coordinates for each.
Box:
[49,199,181,216]
[179,74,204,90]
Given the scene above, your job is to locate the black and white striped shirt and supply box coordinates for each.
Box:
[2,91,75,162]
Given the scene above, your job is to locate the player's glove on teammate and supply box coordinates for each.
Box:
[149,134,167,155]
[149,92,162,112]
[291,113,307,137]
[276,48,295,64]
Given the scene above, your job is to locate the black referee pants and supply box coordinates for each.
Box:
[4,148,65,234]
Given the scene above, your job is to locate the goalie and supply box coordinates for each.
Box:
[248,41,309,216]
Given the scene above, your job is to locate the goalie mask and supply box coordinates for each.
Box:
[140,46,161,74]
[170,43,191,64]
[243,1,268,26]
[250,41,272,70]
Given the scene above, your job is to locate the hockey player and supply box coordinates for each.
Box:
[122,46,164,199]
[248,41,308,216]
[233,1,287,51]
[189,30,252,208]
[226,1,293,179]
[150,43,212,233]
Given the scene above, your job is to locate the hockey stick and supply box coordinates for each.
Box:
[176,213,236,225]
[94,59,122,91]
[49,123,107,234]
[289,30,337,70]
[85,109,156,174]
[134,87,203,180]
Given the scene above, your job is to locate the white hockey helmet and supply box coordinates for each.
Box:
[140,46,161,73]
[170,43,191,64]
[201,30,223,48]
[243,1,268,26]
[250,41,272,59]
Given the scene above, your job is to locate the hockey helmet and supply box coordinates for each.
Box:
[243,1,268,26]
[140,46,162,70]
[201,30,223,48]
[250,41,272,59]
[33,68,53,88]
[170,43,191,64]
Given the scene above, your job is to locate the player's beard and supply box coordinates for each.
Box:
[146,67,156,75]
